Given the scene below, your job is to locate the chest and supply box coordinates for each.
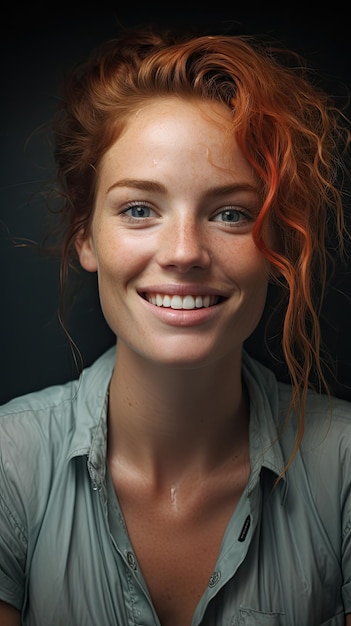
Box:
[109,467,250,626]
[26,462,344,626]
[121,504,233,626]
[107,467,344,626]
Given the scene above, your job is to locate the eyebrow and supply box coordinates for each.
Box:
[106,178,259,196]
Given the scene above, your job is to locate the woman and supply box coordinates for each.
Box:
[0,27,350,625]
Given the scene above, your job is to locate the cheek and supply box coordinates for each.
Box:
[224,238,270,283]
[93,230,153,284]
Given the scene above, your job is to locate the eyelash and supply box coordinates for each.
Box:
[212,207,253,225]
[121,201,155,221]
[120,201,254,226]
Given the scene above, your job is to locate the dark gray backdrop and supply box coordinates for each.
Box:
[1,7,351,405]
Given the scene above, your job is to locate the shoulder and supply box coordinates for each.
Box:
[0,379,78,456]
[0,345,116,418]
[0,346,116,471]
[277,382,351,498]
[0,347,115,529]
[277,380,351,437]
[244,350,351,471]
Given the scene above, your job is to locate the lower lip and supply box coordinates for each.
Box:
[140,296,223,327]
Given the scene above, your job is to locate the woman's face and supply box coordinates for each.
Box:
[76,97,271,369]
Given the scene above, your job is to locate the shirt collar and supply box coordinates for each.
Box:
[66,345,288,496]
[242,350,288,498]
[66,345,115,461]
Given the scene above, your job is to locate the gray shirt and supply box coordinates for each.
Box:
[0,346,350,625]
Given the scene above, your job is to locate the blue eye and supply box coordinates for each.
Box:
[220,209,241,222]
[123,203,152,218]
[213,208,246,223]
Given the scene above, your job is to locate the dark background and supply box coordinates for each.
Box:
[1,6,351,406]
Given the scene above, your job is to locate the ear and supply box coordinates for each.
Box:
[75,228,98,272]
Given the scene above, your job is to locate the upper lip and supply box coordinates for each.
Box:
[138,284,228,297]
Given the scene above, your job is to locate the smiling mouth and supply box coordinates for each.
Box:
[143,293,223,310]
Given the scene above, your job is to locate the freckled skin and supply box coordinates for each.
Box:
[77,97,270,372]
[74,97,269,626]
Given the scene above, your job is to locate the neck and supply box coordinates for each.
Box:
[107,340,249,481]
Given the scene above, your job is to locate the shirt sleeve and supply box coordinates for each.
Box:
[301,394,351,615]
[341,431,351,613]
[0,426,28,610]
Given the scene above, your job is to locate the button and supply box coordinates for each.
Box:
[208,571,221,587]
[126,550,137,570]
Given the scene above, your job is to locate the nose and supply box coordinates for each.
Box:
[157,214,211,273]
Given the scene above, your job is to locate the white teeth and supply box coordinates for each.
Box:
[147,294,218,309]
[171,295,185,309]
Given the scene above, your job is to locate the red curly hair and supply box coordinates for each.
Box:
[51,28,350,471]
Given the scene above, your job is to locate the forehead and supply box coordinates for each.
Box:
[99,97,255,184]
[130,97,233,146]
